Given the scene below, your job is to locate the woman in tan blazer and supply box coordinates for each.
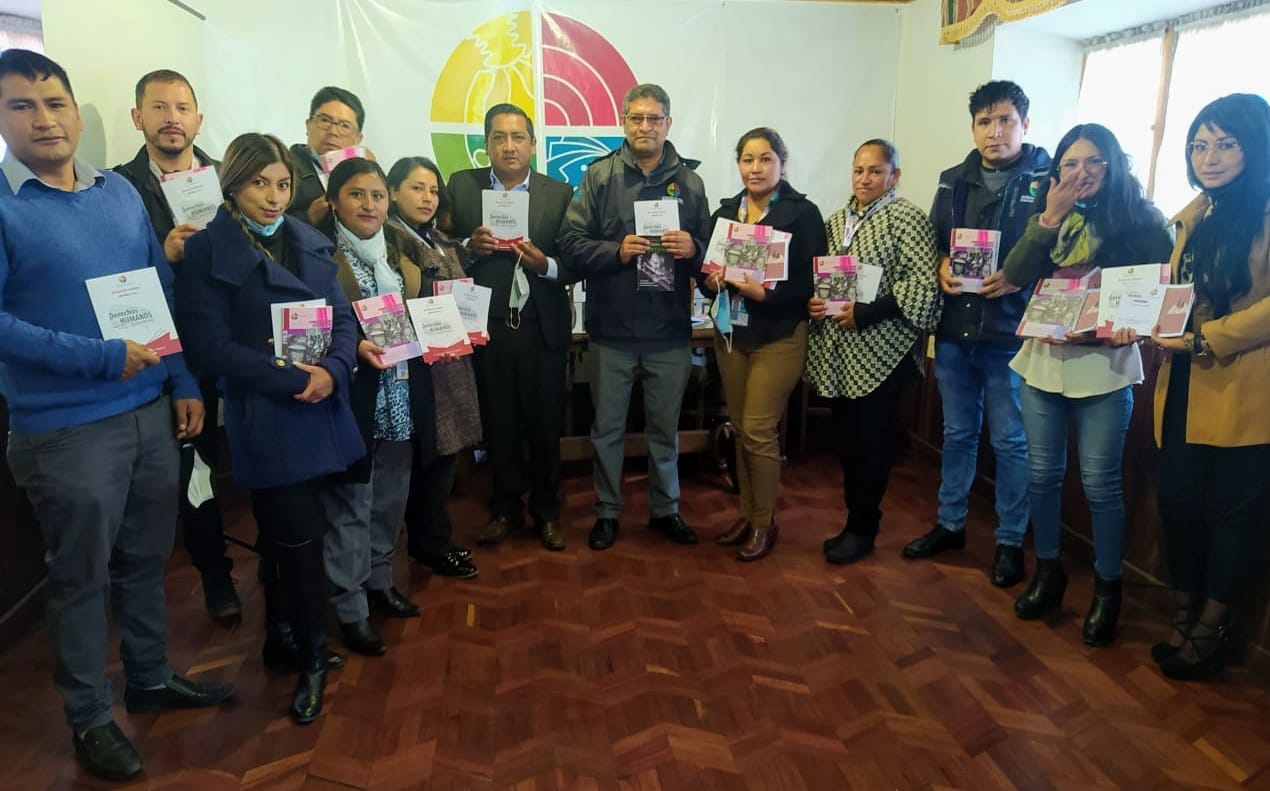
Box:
[1147,93,1270,681]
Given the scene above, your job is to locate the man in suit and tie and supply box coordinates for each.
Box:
[447,103,575,550]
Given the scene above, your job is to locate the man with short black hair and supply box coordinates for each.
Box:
[447,102,575,552]
[898,80,1050,584]
[114,69,238,621]
[288,85,365,226]
[558,83,711,551]
[0,49,233,782]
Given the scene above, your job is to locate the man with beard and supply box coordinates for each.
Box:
[114,70,238,621]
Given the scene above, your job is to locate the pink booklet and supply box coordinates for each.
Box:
[280,305,333,364]
[352,292,422,366]
[949,228,1001,294]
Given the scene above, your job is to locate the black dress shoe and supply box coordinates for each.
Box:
[991,545,1025,587]
[476,515,522,545]
[1014,558,1067,620]
[262,638,345,673]
[449,543,473,561]
[73,722,142,781]
[823,523,851,552]
[649,514,698,545]
[368,586,421,618]
[538,520,566,551]
[417,548,480,579]
[124,674,234,713]
[291,664,326,724]
[826,533,875,565]
[588,518,619,550]
[340,619,387,656]
[902,524,966,559]
[202,571,242,620]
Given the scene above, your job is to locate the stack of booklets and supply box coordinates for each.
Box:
[812,255,883,316]
[278,305,333,364]
[405,295,475,363]
[702,218,791,286]
[351,292,421,365]
[1016,264,1195,340]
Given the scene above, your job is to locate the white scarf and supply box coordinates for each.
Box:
[336,220,399,297]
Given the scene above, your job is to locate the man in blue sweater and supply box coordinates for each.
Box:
[0,50,233,782]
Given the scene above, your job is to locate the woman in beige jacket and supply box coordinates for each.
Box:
[1147,93,1270,681]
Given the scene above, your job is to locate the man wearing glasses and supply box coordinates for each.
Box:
[447,103,576,551]
[558,83,711,551]
[287,86,364,226]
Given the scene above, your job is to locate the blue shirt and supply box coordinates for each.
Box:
[0,154,198,433]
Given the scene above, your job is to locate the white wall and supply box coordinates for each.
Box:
[893,0,994,207]
[991,25,1083,157]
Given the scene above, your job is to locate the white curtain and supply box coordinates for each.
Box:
[0,14,45,160]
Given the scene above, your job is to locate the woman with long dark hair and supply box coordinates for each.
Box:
[315,157,434,657]
[698,127,827,561]
[1146,93,1270,680]
[1000,123,1172,646]
[175,133,364,723]
[385,156,483,578]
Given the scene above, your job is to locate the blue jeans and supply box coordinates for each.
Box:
[1020,383,1133,580]
[934,339,1029,546]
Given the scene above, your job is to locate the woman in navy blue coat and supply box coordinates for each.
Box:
[175,133,364,724]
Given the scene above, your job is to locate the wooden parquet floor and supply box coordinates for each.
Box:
[1,447,1268,791]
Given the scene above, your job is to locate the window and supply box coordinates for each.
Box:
[1076,7,1270,217]
[0,14,46,161]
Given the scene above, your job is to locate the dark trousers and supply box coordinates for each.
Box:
[405,450,459,556]
[177,380,231,577]
[475,317,566,523]
[1158,359,1270,604]
[829,359,913,536]
[7,397,177,731]
[250,480,328,663]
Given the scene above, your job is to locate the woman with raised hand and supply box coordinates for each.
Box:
[175,133,364,724]
[386,156,483,578]
[999,123,1171,646]
[1147,94,1270,680]
[807,139,940,565]
[697,128,826,561]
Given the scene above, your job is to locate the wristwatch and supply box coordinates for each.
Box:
[1190,330,1210,356]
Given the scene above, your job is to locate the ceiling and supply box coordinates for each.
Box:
[1010,0,1229,40]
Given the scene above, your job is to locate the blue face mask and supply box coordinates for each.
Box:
[710,290,733,353]
[243,213,286,237]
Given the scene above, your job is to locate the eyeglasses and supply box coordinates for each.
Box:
[1188,138,1241,157]
[309,113,358,135]
[1058,156,1107,173]
[625,114,667,127]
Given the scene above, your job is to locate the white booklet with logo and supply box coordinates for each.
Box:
[481,190,529,250]
[405,295,474,363]
[85,267,182,356]
[446,280,492,346]
[159,165,221,229]
[633,199,680,237]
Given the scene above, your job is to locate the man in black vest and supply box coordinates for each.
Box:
[114,69,237,620]
[287,85,365,227]
[447,103,575,550]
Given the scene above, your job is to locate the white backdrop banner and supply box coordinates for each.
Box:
[45,0,903,214]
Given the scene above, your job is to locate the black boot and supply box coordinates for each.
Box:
[1014,558,1067,620]
[291,661,326,724]
[1082,574,1122,646]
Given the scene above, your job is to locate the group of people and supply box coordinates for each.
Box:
[0,44,1265,782]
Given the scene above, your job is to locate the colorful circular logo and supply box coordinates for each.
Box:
[430,11,637,186]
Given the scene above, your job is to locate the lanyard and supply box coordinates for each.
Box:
[738,191,776,224]
[842,191,896,250]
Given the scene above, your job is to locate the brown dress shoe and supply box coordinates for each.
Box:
[477,515,520,545]
[738,523,777,561]
[716,517,752,546]
[539,520,566,551]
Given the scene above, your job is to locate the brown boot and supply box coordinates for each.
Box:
[738,523,777,561]
[716,518,752,546]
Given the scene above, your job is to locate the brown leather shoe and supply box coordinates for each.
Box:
[539,520,566,551]
[716,517,752,546]
[738,523,777,561]
[477,515,520,545]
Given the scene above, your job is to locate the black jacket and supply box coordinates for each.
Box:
[930,144,1051,346]
[114,145,221,249]
[447,167,575,351]
[287,143,326,227]
[557,141,710,347]
[699,182,827,347]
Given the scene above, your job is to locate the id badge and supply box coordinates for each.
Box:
[730,294,750,327]
[395,361,410,381]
